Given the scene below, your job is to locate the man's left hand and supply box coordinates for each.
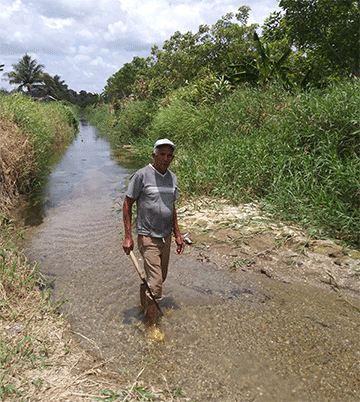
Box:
[175,236,185,255]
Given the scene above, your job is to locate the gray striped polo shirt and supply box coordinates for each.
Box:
[126,164,179,238]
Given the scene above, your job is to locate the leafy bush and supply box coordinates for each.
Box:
[85,99,157,149]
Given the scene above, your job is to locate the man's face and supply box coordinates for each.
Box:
[152,145,174,173]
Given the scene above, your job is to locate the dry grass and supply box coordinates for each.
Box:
[0,229,177,401]
[0,117,35,211]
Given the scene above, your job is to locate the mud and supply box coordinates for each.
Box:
[22,120,360,401]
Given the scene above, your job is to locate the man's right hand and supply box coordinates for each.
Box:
[122,237,134,255]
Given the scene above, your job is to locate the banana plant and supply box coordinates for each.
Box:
[226,32,293,89]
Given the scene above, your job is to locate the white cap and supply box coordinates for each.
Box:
[153,138,176,152]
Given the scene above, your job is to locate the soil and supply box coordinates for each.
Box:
[177,197,360,301]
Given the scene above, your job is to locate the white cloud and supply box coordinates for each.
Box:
[72,54,92,64]
[104,21,128,41]
[1,0,280,93]
[40,16,73,30]
[79,44,99,55]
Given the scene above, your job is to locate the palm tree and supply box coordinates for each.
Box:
[3,54,45,93]
[52,75,69,99]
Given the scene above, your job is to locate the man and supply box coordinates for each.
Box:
[122,139,185,329]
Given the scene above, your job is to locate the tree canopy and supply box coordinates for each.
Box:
[279,0,360,77]
[104,7,259,101]
[104,2,359,102]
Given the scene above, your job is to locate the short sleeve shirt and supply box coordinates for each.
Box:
[126,164,179,238]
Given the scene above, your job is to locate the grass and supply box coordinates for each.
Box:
[0,93,78,211]
[0,219,62,399]
[0,94,81,399]
[87,79,360,249]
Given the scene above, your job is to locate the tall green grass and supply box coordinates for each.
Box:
[173,81,360,246]
[87,80,360,248]
[85,99,157,149]
[0,93,78,195]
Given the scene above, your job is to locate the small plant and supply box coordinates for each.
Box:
[325,269,340,291]
[172,387,187,397]
[94,389,124,401]
[230,259,250,271]
[352,264,360,278]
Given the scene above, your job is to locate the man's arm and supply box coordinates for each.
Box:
[173,206,185,255]
[122,196,136,255]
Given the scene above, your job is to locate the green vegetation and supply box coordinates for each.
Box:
[0,93,78,210]
[2,54,99,107]
[3,54,45,94]
[0,94,77,399]
[86,80,360,248]
[85,2,360,248]
[0,223,55,400]
[101,2,359,101]
[279,0,360,79]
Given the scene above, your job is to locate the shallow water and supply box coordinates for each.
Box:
[23,121,360,401]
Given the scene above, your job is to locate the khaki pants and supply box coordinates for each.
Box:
[138,234,172,300]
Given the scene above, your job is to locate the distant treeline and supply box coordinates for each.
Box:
[1,54,99,108]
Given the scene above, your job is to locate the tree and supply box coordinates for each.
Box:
[52,75,69,100]
[3,54,45,93]
[148,7,258,90]
[38,72,56,97]
[279,0,360,77]
[104,56,150,100]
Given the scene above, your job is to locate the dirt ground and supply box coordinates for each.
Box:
[177,197,360,302]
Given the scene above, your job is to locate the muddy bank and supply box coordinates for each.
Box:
[178,197,360,300]
[22,121,360,401]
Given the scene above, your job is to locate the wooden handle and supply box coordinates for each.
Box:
[129,250,145,280]
[129,251,163,316]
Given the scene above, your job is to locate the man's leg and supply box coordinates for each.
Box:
[138,235,171,327]
[138,235,171,300]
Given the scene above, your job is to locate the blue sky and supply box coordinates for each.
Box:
[1,0,280,94]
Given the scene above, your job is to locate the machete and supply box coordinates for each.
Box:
[129,250,163,316]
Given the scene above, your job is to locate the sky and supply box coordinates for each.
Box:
[0,0,280,94]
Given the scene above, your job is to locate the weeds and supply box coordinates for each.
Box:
[0,92,78,212]
[88,79,360,249]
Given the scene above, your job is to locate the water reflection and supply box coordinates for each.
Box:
[23,119,141,226]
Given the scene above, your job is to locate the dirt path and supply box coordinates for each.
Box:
[22,121,360,401]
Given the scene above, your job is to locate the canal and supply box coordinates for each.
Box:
[23,119,360,401]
